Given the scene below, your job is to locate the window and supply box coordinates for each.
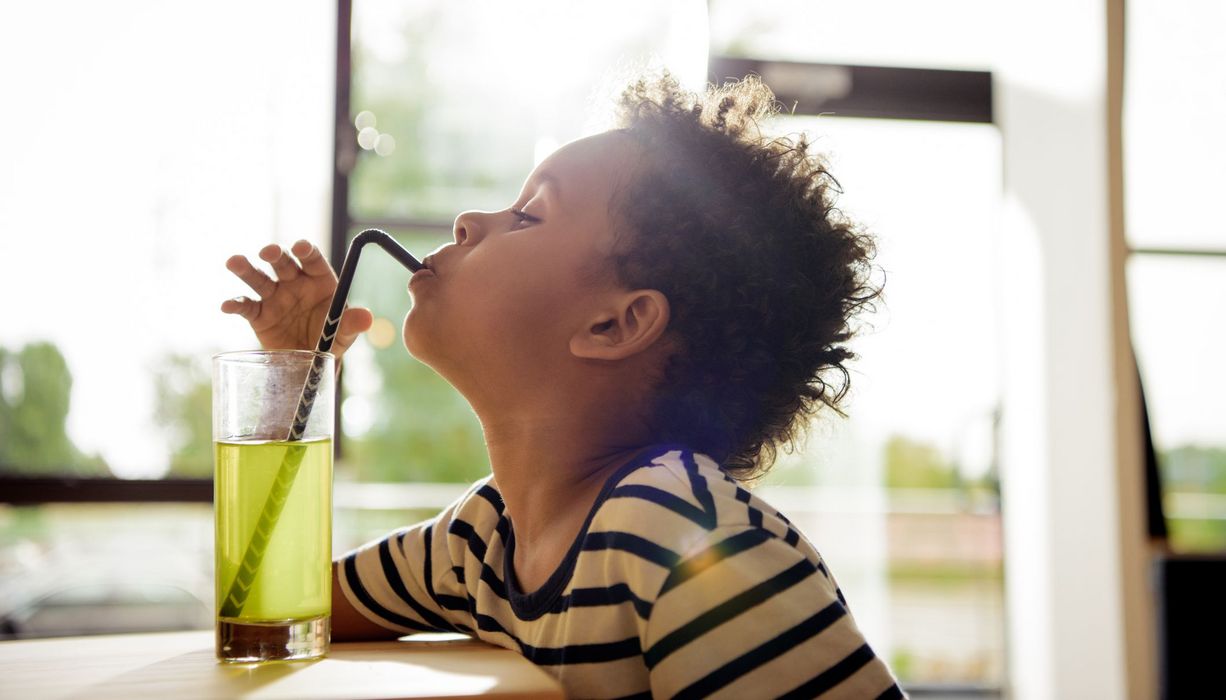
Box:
[0,0,336,639]
[337,0,710,491]
[1125,0,1226,552]
[4,5,1010,692]
[0,1,335,478]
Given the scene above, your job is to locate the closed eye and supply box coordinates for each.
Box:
[510,209,541,229]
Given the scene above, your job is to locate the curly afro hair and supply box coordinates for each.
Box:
[607,71,882,482]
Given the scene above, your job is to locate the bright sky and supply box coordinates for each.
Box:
[0,0,1220,479]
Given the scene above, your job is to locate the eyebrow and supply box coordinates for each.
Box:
[533,171,561,206]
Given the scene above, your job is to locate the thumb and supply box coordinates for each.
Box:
[332,307,374,352]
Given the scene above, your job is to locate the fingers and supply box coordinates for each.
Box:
[290,239,334,278]
[259,244,301,283]
[225,255,276,298]
[332,307,374,354]
[220,296,261,322]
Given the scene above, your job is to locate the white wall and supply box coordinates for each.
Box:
[996,0,1147,697]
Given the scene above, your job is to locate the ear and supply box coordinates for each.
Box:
[570,289,670,361]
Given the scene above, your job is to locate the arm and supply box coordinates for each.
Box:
[331,560,403,642]
[644,527,905,699]
[329,481,494,641]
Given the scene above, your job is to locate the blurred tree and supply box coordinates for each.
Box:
[883,435,958,489]
[348,347,490,484]
[343,231,490,484]
[153,353,214,477]
[1158,445,1226,551]
[349,4,538,222]
[1160,445,1226,492]
[0,342,110,475]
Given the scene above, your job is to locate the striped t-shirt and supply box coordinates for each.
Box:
[339,444,904,699]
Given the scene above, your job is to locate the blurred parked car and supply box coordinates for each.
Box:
[0,582,210,639]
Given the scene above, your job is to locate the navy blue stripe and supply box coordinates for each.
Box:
[736,487,763,528]
[876,683,905,700]
[778,643,877,699]
[784,527,800,547]
[553,583,654,619]
[414,527,472,625]
[673,600,847,699]
[415,527,460,620]
[584,531,680,569]
[658,528,772,596]
[680,451,717,529]
[645,558,817,669]
[378,538,454,632]
[610,485,714,529]
[474,612,642,665]
[437,592,471,612]
[448,518,487,560]
[342,556,434,632]
[475,483,505,513]
[479,561,509,599]
[525,636,643,665]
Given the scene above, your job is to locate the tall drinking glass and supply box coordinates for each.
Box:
[212,350,334,663]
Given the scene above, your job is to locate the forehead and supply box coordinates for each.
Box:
[525,131,641,215]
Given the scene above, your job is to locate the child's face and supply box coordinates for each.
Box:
[403,131,642,390]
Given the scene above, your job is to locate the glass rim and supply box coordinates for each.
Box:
[211,349,335,364]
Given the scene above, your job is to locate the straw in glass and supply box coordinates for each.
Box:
[219,229,422,618]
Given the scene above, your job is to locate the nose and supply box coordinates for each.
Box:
[452,210,487,246]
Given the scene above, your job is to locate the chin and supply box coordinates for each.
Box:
[402,309,447,369]
[402,310,424,357]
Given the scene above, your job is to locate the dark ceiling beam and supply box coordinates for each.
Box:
[709,55,993,124]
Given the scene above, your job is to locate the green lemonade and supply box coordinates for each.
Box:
[215,438,332,622]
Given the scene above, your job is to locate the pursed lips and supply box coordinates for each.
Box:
[409,257,436,289]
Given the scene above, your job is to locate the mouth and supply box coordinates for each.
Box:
[409,259,435,290]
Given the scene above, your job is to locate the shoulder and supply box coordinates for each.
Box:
[435,474,507,556]
[447,474,505,525]
[596,446,813,557]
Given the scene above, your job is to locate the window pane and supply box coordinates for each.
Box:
[349,0,710,222]
[760,115,1005,685]
[0,497,455,639]
[1125,0,1226,249]
[0,504,213,639]
[1128,256,1226,551]
[346,3,1005,688]
[0,1,335,477]
[337,227,491,485]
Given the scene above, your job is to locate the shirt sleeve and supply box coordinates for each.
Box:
[337,482,484,636]
[643,526,906,699]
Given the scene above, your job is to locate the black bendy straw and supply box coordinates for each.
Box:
[220,229,422,618]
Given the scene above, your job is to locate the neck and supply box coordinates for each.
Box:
[476,402,653,549]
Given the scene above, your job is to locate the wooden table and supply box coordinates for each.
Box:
[0,630,564,699]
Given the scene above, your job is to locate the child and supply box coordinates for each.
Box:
[222,72,902,699]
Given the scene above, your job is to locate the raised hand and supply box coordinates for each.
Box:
[221,240,373,365]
